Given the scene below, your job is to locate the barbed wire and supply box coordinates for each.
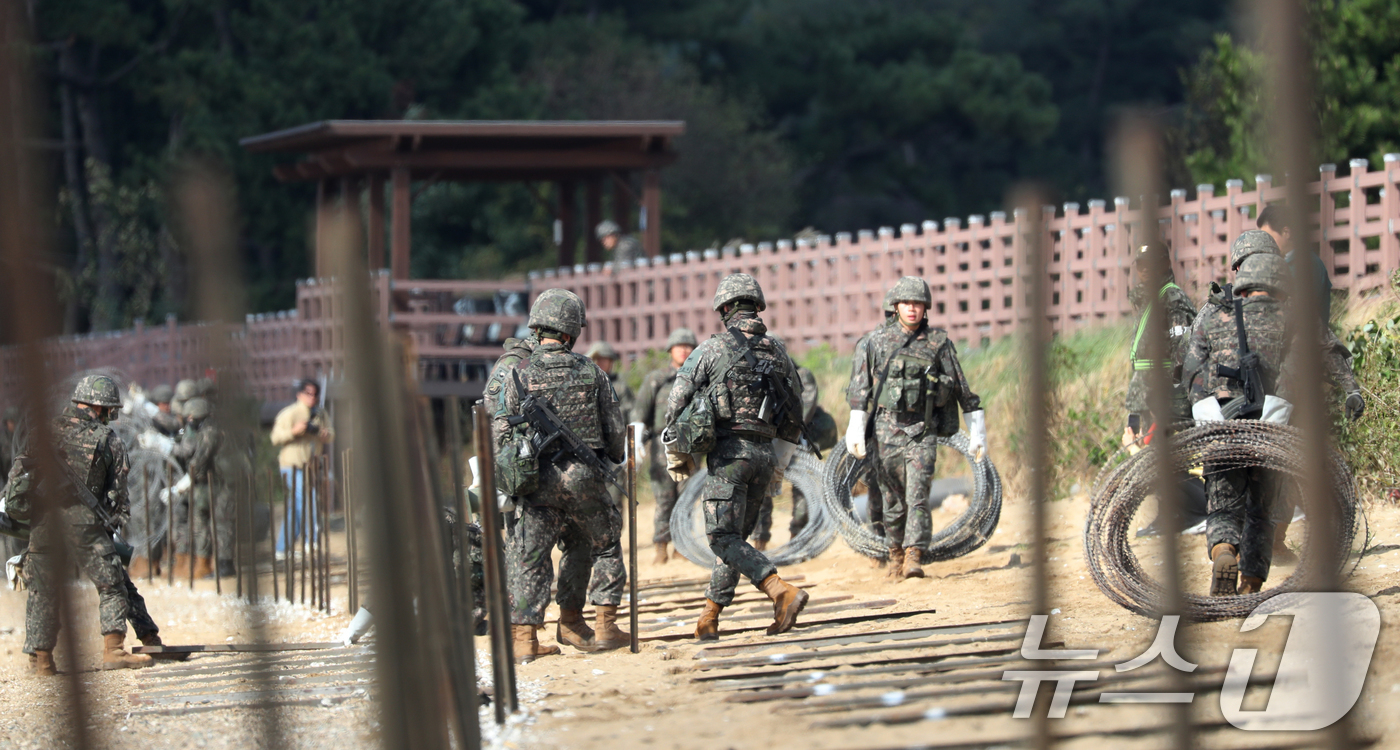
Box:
[818,433,1002,560]
[1085,420,1365,621]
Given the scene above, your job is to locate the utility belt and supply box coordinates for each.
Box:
[875,402,961,438]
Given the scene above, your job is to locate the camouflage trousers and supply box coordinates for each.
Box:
[173,484,235,560]
[752,490,809,542]
[123,569,159,640]
[702,436,778,606]
[1205,464,1280,581]
[24,521,129,653]
[648,440,681,544]
[873,419,938,551]
[507,460,624,625]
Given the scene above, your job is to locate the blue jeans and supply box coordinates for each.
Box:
[276,466,318,553]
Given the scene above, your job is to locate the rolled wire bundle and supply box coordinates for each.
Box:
[1085,420,1362,622]
[670,449,836,569]
[819,432,1003,561]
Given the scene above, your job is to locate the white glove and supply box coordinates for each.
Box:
[338,606,374,645]
[1261,395,1293,425]
[628,423,648,462]
[966,410,987,461]
[173,472,192,494]
[6,554,23,591]
[497,490,516,514]
[845,410,869,458]
[667,451,696,482]
[1192,397,1225,423]
[467,456,481,491]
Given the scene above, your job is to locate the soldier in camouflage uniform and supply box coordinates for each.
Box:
[630,327,697,564]
[664,273,810,641]
[586,340,635,515]
[751,338,819,548]
[171,379,199,420]
[0,406,16,483]
[597,220,643,265]
[846,292,898,563]
[170,398,233,579]
[5,375,152,673]
[148,385,182,437]
[845,277,986,580]
[493,289,629,660]
[1184,250,1299,596]
[1123,242,1197,436]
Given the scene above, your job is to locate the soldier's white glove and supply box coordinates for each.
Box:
[1192,397,1225,423]
[966,410,987,461]
[667,452,696,482]
[6,554,24,591]
[338,606,374,645]
[628,423,648,462]
[1261,395,1293,425]
[845,410,869,458]
[497,490,516,514]
[467,456,481,491]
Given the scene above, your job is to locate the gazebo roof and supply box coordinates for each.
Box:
[239,120,684,182]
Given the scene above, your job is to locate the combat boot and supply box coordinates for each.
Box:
[695,599,723,641]
[1238,575,1264,595]
[753,539,768,552]
[593,605,630,651]
[101,633,154,670]
[885,546,904,580]
[29,651,56,676]
[172,553,192,579]
[511,625,560,664]
[193,556,214,579]
[654,542,669,565]
[759,574,809,636]
[556,609,598,652]
[127,556,153,578]
[1210,543,1239,596]
[902,548,925,579]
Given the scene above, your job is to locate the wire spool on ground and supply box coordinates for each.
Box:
[819,433,1003,561]
[1085,420,1362,622]
[671,449,836,569]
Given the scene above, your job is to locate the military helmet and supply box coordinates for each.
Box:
[148,384,174,404]
[585,340,619,360]
[184,397,211,421]
[665,327,698,349]
[73,374,121,408]
[196,377,215,396]
[1234,253,1290,295]
[882,289,897,314]
[712,273,766,312]
[3,405,18,422]
[175,379,199,401]
[888,276,932,306]
[595,220,621,239]
[1229,229,1281,271]
[528,288,586,339]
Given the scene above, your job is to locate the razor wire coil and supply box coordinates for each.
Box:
[819,432,1003,560]
[1085,420,1363,622]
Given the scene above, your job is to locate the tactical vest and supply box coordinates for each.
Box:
[712,332,786,438]
[1131,282,1183,371]
[524,348,605,448]
[875,329,952,416]
[57,415,111,500]
[648,370,678,433]
[1203,296,1286,399]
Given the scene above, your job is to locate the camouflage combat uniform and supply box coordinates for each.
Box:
[665,312,803,606]
[493,340,627,626]
[171,418,231,559]
[11,405,132,653]
[848,322,981,551]
[151,410,182,437]
[847,328,888,536]
[1184,288,1296,583]
[753,365,819,542]
[1124,279,1197,423]
[613,235,644,265]
[633,364,684,543]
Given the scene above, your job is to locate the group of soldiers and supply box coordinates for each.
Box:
[1123,206,1365,596]
[487,269,988,658]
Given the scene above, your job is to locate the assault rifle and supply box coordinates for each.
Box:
[1217,290,1268,420]
[506,370,630,499]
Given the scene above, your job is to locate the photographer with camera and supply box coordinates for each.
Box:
[270,379,332,558]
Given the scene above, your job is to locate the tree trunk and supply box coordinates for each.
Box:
[56,51,92,335]
[72,45,120,331]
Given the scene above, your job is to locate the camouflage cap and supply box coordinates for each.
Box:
[184,397,211,421]
[882,289,897,313]
[73,374,121,407]
[585,340,619,360]
[712,273,767,312]
[1234,252,1290,295]
[665,327,698,349]
[1229,229,1281,270]
[196,377,215,396]
[148,384,174,404]
[528,288,586,339]
[175,379,199,401]
[888,276,932,306]
[595,220,621,239]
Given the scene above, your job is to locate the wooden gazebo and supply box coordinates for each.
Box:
[240,120,685,277]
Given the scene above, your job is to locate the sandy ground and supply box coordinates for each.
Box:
[1,480,1398,750]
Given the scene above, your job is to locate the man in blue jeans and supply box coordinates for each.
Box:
[270,380,333,556]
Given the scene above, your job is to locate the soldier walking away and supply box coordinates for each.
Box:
[1184,250,1299,596]
[5,375,152,674]
[751,336,821,549]
[171,398,232,579]
[630,327,697,564]
[663,273,810,641]
[845,277,986,580]
[596,220,643,265]
[493,289,630,661]
[270,380,333,558]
